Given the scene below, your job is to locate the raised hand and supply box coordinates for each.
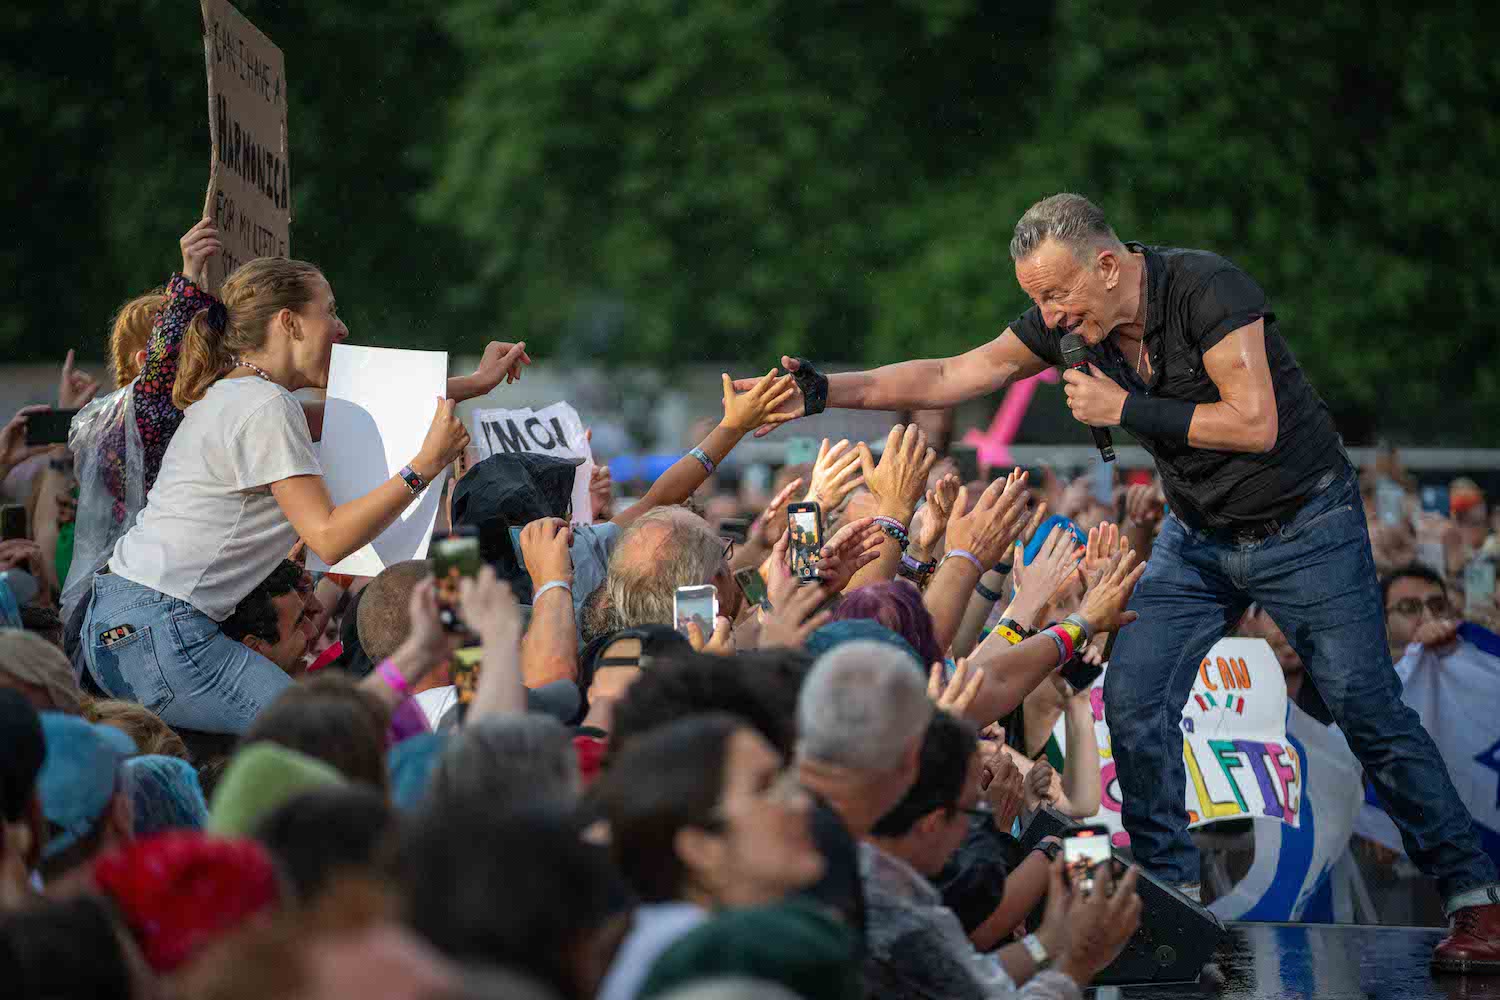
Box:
[416,398,470,477]
[1024,757,1059,811]
[813,516,884,593]
[909,473,961,558]
[457,565,523,645]
[857,424,938,520]
[733,356,807,438]
[944,471,1033,568]
[1083,522,1130,578]
[179,216,222,286]
[1124,482,1165,528]
[393,577,461,679]
[722,369,799,433]
[1054,862,1144,986]
[805,438,864,512]
[1007,525,1085,627]
[928,657,985,716]
[589,463,614,521]
[751,476,806,548]
[519,517,574,588]
[980,743,1026,832]
[1078,550,1147,635]
[759,539,837,649]
[472,341,532,393]
[0,406,53,479]
[57,350,99,410]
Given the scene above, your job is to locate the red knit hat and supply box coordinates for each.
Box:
[93,830,281,972]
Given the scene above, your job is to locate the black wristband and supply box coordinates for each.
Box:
[782,358,829,416]
[1034,840,1063,862]
[975,581,1003,603]
[1120,393,1195,442]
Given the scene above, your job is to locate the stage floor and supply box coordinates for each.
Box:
[1101,923,1500,1000]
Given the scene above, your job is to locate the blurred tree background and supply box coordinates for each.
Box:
[4,0,1497,442]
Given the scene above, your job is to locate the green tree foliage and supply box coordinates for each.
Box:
[5,2,1497,441]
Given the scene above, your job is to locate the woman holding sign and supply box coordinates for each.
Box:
[81,255,521,733]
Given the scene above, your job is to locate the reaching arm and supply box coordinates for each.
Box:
[829,329,1048,410]
[1057,696,1102,817]
[517,519,578,686]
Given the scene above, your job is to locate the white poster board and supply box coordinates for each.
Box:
[309,345,449,576]
[471,401,595,524]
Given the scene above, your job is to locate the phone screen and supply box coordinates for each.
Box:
[1420,485,1450,516]
[788,504,823,581]
[432,533,483,632]
[450,644,484,706]
[734,566,769,608]
[674,585,717,638]
[23,409,79,448]
[1063,827,1113,890]
[0,505,27,542]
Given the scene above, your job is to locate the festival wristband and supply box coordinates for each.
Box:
[1021,933,1051,970]
[1033,840,1064,863]
[1045,624,1076,662]
[942,549,984,574]
[899,553,936,581]
[1054,620,1085,652]
[689,446,715,474]
[993,560,1013,575]
[994,624,1026,646]
[377,658,412,698]
[997,617,1036,640]
[975,581,1004,604]
[532,580,573,603]
[1121,393,1196,442]
[1061,613,1095,645]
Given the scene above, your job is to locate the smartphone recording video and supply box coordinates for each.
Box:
[1063,825,1113,894]
[734,566,769,609]
[787,501,823,583]
[23,409,79,448]
[432,528,482,632]
[674,585,718,639]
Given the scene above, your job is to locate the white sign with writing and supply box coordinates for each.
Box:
[1055,637,1304,847]
[471,401,595,525]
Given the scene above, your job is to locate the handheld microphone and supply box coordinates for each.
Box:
[1059,332,1116,463]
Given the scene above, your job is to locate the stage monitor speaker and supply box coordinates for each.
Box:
[1017,810,1223,985]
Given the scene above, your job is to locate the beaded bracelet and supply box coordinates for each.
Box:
[873,516,910,551]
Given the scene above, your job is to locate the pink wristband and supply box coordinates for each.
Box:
[377,658,412,698]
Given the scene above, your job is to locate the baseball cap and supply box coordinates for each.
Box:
[0,688,45,823]
[38,711,136,859]
[1022,515,1087,567]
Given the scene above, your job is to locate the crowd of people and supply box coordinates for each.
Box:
[0,215,1497,998]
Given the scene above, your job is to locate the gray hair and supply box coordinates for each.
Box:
[1009,192,1123,262]
[607,506,724,628]
[796,642,933,773]
[430,714,579,808]
[657,980,804,1000]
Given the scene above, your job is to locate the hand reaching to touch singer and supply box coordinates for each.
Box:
[1062,364,1128,428]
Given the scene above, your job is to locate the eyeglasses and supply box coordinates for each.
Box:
[1387,596,1451,617]
[721,538,736,562]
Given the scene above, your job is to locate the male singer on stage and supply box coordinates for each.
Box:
[742,193,1500,971]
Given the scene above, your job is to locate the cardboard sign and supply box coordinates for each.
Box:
[199,0,290,290]
[471,402,595,525]
[308,345,449,577]
[1053,637,1304,846]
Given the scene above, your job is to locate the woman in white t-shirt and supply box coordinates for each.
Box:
[82,256,470,733]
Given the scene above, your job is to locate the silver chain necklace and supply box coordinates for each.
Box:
[234,357,275,383]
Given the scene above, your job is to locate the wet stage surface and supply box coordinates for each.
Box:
[1099,923,1500,1000]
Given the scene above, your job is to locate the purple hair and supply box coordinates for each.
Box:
[832,582,945,667]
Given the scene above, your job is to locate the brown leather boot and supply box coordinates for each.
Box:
[1433,903,1500,973]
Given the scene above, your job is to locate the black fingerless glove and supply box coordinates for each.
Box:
[780,358,829,416]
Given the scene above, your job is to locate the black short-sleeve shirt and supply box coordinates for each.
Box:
[1009,243,1344,531]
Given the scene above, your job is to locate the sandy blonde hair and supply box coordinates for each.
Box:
[108,291,166,388]
[83,699,190,759]
[173,257,324,410]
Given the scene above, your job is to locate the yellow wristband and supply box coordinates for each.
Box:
[995,625,1026,647]
[1056,621,1084,650]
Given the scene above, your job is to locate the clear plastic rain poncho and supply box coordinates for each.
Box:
[60,381,146,631]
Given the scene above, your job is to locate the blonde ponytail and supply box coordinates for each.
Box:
[170,256,326,410]
[108,290,166,387]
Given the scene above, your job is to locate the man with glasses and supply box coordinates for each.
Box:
[1385,565,1461,664]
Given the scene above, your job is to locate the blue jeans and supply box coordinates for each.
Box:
[1105,465,1498,902]
[82,571,292,734]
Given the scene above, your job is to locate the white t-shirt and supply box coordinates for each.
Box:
[111,378,321,621]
